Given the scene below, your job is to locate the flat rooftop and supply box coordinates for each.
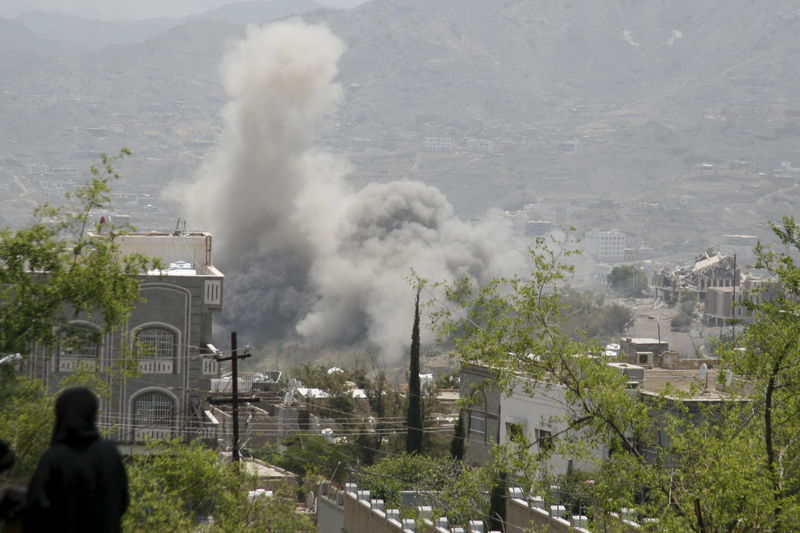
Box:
[641,368,725,401]
[113,231,223,276]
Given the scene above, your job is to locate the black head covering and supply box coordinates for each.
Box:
[51,387,100,445]
[0,440,14,473]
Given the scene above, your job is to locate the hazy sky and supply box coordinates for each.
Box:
[0,0,368,20]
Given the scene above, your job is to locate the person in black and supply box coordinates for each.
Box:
[24,388,128,533]
[1,440,26,531]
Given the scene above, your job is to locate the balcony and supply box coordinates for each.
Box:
[57,357,97,373]
[138,358,174,374]
[133,427,173,442]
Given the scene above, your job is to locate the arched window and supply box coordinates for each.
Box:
[135,326,176,374]
[136,327,176,358]
[132,390,174,441]
[468,389,488,442]
[57,325,99,372]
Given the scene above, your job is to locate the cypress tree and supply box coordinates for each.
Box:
[450,410,465,460]
[488,471,507,533]
[406,287,423,454]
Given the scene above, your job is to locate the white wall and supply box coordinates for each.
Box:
[500,381,606,476]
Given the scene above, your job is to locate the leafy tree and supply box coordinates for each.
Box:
[290,362,367,391]
[0,149,155,354]
[355,453,503,529]
[670,312,692,331]
[680,291,698,316]
[0,370,53,483]
[355,453,454,508]
[719,216,800,530]
[428,235,789,532]
[561,288,633,341]
[0,150,157,481]
[406,286,423,454]
[487,470,507,532]
[607,265,648,297]
[259,432,357,485]
[125,439,314,532]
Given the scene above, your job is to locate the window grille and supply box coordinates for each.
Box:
[133,391,174,429]
[136,327,176,359]
[58,325,99,359]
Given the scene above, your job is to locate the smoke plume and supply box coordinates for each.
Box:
[173,20,526,359]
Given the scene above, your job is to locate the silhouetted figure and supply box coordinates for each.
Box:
[24,388,128,533]
[0,440,26,533]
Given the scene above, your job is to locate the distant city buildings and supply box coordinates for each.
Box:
[583,229,626,263]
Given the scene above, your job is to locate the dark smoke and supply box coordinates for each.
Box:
[171,21,526,360]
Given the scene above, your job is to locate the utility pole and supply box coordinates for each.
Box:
[207,331,255,462]
[731,254,737,339]
[231,332,239,461]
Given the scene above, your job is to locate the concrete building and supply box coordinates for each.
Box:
[459,363,501,465]
[583,229,626,263]
[422,136,456,152]
[704,277,764,327]
[653,251,739,304]
[23,231,223,443]
[459,339,728,476]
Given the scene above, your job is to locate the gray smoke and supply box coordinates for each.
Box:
[172,21,526,359]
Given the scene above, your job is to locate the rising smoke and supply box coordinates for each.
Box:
[173,20,527,359]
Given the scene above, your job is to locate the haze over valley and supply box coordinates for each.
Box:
[3,0,799,355]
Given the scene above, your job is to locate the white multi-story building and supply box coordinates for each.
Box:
[422,136,456,152]
[583,229,626,263]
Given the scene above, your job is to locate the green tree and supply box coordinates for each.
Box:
[125,440,314,532]
[0,149,154,355]
[260,432,357,485]
[607,265,648,297]
[0,369,53,483]
[560,288,633,341]
[429,235,784,532]
[406,286,423,454]
[720,216,800,530]
[487,470,507,532]
[449,410,465,460]
[355,453,453,508]
[0,150,158,482]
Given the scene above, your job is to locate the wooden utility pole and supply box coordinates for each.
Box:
[207,331,254,462]
[231,331,239,461]
[731,254,737,339]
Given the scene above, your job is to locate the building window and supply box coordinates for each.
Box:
[506,422,525,442]
[468,389,490,442]
[133,391,175,441]
[204,280,222,305]
[135,327,177,374]
[469,411,486,441]
[57,325,99,372]
[136,327,176,359]
[536,428,553,452]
